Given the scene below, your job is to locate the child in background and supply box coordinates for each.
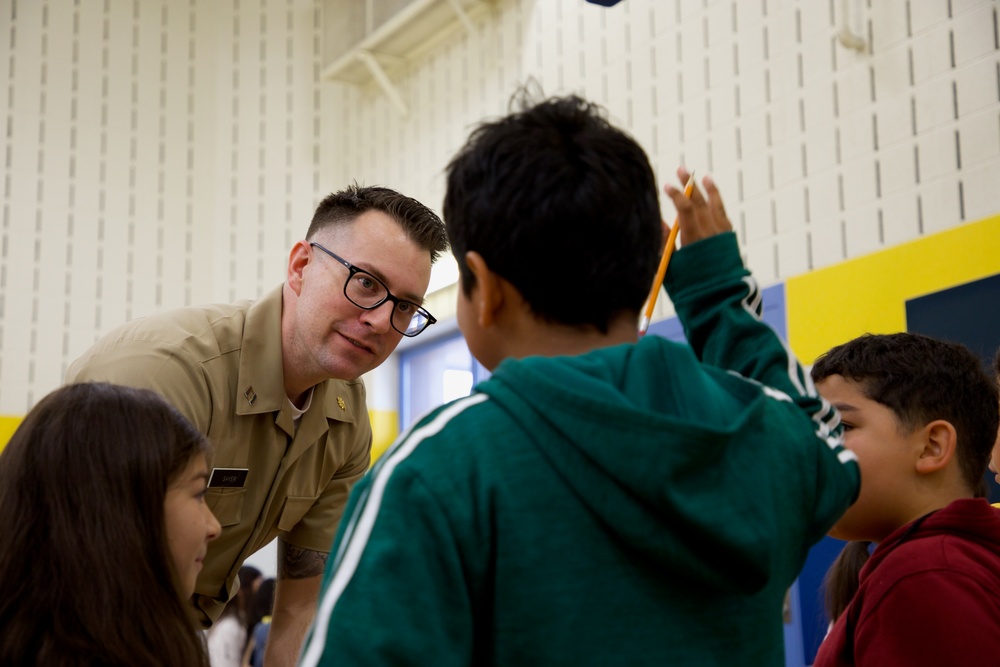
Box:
[811,332,1000,666]
[249,578,277,667]
[208,565,261,667]
[0,382,221,667]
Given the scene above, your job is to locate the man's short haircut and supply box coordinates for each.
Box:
[307,184,448,263]
[443,91,663,333]
[811,332,1000,492]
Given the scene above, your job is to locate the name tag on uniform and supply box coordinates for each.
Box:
[208,468,249,489]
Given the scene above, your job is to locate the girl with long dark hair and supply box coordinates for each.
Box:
[0,382,221,666]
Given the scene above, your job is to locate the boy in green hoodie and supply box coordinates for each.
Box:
[298,93,860,667]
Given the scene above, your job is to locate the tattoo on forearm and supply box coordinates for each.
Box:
[277,541,328,579]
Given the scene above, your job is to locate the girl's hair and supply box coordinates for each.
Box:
[0,382,212,667]
[823,541,872,624]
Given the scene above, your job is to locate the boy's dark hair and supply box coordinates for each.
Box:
[443,92,663,333]
[811,332,1000,492]
[307,184,448,263]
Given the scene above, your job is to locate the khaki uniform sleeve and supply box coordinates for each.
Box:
[66,339,213,432]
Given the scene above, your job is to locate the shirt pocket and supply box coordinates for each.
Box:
[277,495,315,532]
[206,488,246,527]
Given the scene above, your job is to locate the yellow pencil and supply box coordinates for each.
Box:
[638,171,696,336]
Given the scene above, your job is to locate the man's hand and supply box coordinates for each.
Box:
[664,167,733,247]
[263,540,328,667]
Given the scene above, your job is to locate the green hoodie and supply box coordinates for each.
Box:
[299,232,859,667]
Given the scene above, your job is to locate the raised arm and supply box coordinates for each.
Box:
[662,167,858,541]
[663,168,833,428]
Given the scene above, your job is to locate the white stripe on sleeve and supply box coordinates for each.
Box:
[299,392,490,667]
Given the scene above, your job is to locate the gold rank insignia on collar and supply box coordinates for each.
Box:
[244,386,257,406]
[337,396,346,411]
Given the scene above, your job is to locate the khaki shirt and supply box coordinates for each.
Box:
[66,285,372,623]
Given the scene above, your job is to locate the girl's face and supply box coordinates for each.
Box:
[164,452,221,598]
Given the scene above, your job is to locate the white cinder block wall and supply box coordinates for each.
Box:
[1,0,998,415]
[0,0,331,411]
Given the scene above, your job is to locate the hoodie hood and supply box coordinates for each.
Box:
[476,335,787,593]
[865,498,1000,576]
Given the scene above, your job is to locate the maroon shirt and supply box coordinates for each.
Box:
[814,498,1000,666]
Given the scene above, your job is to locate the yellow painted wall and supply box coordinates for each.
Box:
[1,407,397,462]
[0,415,22,454]
[787,215,1000,365]
[368,409,399,464]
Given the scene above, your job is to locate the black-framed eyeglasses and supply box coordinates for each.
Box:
[310,242,436,337]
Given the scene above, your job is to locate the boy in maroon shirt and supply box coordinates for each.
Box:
[811,332,1000,667]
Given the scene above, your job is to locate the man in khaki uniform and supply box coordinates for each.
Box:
[67,185,448,667]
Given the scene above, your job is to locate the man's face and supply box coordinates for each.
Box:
[818,374,924,543]
[288,210,432,382]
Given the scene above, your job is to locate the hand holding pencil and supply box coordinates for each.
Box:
[638,167,734,335]
[666,167,732,246]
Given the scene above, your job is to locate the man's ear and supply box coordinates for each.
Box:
[464,251,504,328]
[915,419,959,475]
[286,241,311,295]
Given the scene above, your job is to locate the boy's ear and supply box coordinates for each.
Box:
[464,251,504,328]
[914,419,959,475]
